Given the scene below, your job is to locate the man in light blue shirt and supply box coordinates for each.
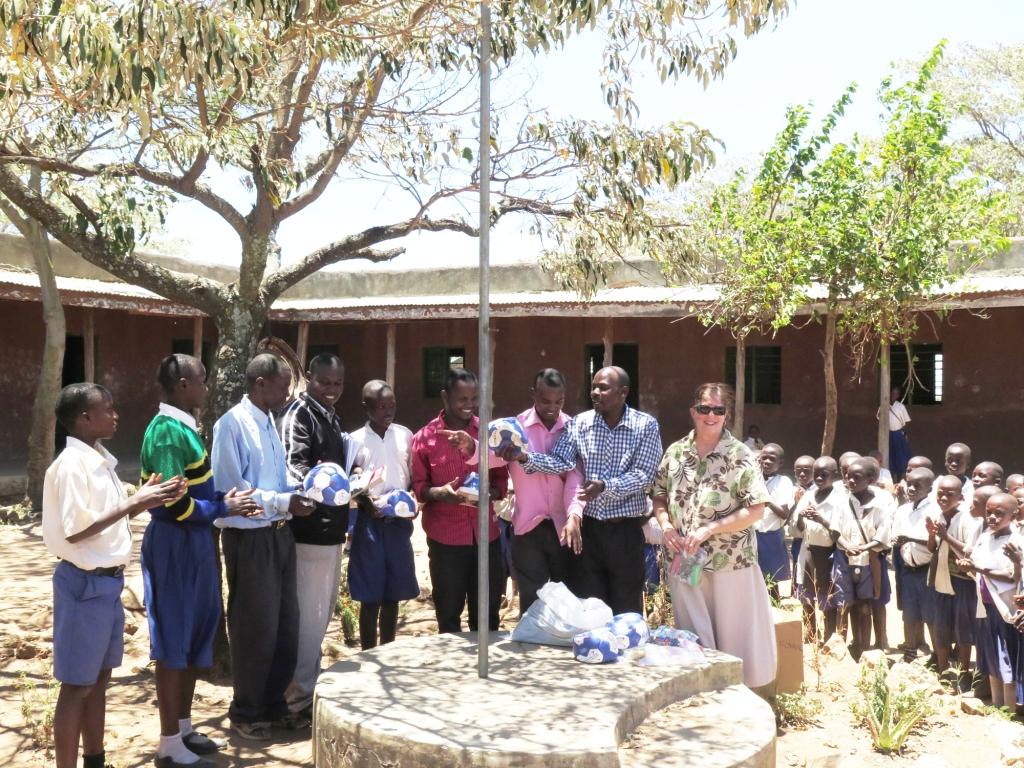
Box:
[211,354,313,740]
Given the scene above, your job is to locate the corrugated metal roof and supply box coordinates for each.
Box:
[3,265,1024,320]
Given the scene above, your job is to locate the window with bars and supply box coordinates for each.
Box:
[891,343,943,406]
[422,346,466,398]
[724,346,782,405]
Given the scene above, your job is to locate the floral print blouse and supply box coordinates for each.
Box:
[653,429,770,572]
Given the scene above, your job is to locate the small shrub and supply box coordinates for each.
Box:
[775,686,824,729]
[852,663,932,753]
[17,671,59,753]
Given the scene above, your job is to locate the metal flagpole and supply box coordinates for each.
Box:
[476,0,492,680]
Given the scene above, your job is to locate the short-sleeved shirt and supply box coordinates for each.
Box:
[892,497,938,568]
[753,474,794,533]
[653,429,770,572]
[831,489,892,567]
[887,401,910,431]
[793,485,846,547]
[42,437,131,570]
[352,422,414,494]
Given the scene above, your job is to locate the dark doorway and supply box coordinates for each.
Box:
[56,335,87,450]
[584,343,639,410]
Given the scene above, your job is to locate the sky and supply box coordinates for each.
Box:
[159,0,1024,273]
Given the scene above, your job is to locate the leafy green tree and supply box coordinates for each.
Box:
[663,44,1007,457]
[0,0,787,419]
[931,43,1024,234]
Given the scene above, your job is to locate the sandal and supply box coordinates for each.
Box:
[231,721,272,741]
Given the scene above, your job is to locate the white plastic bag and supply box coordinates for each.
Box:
[511,582,612,646]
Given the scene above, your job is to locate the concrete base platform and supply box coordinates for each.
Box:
[313,633,775,767]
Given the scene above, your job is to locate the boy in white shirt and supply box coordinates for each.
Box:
[793,457,845,641]
[753,443,794,602]
[43,383,182,768]
[890,467,938,660]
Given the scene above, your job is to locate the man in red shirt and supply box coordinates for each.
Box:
[412,368,509,633]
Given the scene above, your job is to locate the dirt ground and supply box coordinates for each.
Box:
[0,515,1013,768]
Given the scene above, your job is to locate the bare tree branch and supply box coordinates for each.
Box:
[0,164,226,313]
[262,215,474,299]
[0,151,248,239]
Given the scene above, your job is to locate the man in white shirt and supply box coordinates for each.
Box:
[43,383,182,768]
[879,386,912,482]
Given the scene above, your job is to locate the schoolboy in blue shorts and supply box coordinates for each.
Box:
[140,355,260,767]
[350,380,420,649]
[43,383,183,768]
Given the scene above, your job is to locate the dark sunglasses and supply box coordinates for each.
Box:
[694,404,727,416]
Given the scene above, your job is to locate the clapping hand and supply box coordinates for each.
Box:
[1005,541,1023,565]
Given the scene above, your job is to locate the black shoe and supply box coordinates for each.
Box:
[154,756,215,768]
[183,731,224,755]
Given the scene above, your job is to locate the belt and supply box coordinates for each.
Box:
[271,518,288,529]
[586,515,644,525]
[62,560,125,577]
[904,562,930,573]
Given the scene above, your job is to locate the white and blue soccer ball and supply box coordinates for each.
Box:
[460,472,480,502]
[607,612,650,651]
[381,489,417,519]
[487,418,529,458]
[573,627,622,664]
[303,463,351,506]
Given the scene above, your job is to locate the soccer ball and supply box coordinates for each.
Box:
[303,463,351,506]
[380,489,417,519]
[460,472,480,502]
[487,418,529,458]
[606,612,650,651]
[573,627,621,664]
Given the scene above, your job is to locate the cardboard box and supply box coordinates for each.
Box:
[773,606,804,694]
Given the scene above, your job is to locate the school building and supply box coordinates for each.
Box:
[2,232,1024,479]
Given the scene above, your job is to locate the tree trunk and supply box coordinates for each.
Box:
[878,339,891,467]
[820,307,838,456]
[1,169,65,511]
[206,302,267,431]
[733,336,746,438]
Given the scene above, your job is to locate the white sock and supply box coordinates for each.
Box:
[178,718,193,738]
[158,733,198,764]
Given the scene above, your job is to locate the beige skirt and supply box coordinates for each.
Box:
[668,564,778,688]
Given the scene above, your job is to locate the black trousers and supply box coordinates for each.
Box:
[577,516,646,615]
[222,525,299,724]
[511,519,574,615]
[426,538,502,633]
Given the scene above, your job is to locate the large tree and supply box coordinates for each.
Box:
[642,44,1007,456]
[0,0,787,418]
[931,43,1024,235]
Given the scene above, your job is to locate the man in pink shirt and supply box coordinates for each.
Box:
[450,369,582,615]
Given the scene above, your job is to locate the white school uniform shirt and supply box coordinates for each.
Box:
[753,474,795,533]
[971,529,1018,621]
[832,488,892,567]
[887,401,910,431]
[794,485,846,547]
[786,484,814,540]
[891,497,938,568]
[350,422,414,494]
[41,437,131,570]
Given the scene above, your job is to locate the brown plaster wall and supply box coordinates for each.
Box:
[3,299,1022,479]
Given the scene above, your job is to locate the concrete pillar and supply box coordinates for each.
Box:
[386,323,397,387]
[297,321,310,371]
[84,309,95,382]
[602,317,613,367]
[192,316,203,358]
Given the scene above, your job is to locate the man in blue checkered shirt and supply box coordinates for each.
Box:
[510,366,662,614]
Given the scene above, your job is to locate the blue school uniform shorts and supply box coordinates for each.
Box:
[348,512,419,604]
[141,519,221,669]
[52,560,125,685]
[755,529,791,583]
[896,564,931,623]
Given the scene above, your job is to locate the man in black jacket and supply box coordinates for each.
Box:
[277,353,362,725]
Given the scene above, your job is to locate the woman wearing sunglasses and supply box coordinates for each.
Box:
[652,382,778,690]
